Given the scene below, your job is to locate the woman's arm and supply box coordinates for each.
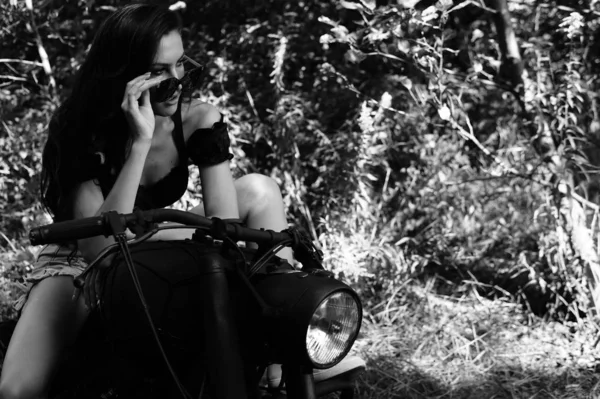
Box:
[72,73,165,262]
[137,103,239,242]
[200,161,239,219]
[73,140,151,262]
[184,101,239,219]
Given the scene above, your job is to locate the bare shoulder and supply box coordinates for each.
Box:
[181,99,222,141]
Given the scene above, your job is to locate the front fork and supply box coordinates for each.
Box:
[211,238,319,399]
[196,251,249,399]
[284,364,317,399]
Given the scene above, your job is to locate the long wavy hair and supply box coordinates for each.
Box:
[41,4,182,221]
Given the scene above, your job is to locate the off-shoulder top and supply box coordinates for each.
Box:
[134,102,189,210]
[91,100,229,211]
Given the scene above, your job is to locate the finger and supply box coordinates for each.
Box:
[126,92,141,112]
[139,87,150,107]
[125,80,157,111]
[123,75,165,109]
[138,75,171,93]
[129,74,166,93]
[125,229,136,240]
[123,73,156,100]
[125,72,151,90]
[123,73,150,98]
[122,89,142,113]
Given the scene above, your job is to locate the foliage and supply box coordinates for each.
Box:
[306,0,600,321]
[4,0,600,395]
[0,0,598,311]
[3,0,600,390]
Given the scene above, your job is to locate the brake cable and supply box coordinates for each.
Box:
[246,240,292,278]
[247,227,323,278]
[106,213,193,399]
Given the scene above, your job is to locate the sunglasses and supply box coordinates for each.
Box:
[151,55,205,103]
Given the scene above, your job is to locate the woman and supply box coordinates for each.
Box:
[0,4,291,398]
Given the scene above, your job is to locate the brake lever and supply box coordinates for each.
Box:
[287,228,324,271]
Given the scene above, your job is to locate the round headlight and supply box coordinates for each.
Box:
[306,290,361,368]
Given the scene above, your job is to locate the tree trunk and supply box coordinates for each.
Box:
[488,0,600,315]
[487,0,524,88]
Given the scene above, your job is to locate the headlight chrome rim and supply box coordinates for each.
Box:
[305,289,362,369]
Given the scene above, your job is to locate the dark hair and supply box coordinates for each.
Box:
[41,4,182,221]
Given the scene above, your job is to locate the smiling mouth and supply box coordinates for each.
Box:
[165,91,180,103]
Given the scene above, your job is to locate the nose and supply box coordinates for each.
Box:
[167,67,178,79]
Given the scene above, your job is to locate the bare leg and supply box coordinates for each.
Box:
[192,173,294,263]
[233,174,293,264]
[0,276,88,399]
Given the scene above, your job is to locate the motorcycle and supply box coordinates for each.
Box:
[1,208,365,399]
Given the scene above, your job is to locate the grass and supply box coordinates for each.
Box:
[349,278,600,398]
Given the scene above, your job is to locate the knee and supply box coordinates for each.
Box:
[239,174,283,207]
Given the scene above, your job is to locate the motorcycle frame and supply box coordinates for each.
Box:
[29,210,362,399]
[98,219,324,399]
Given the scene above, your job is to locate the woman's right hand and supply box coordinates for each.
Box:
[121,73,167,143]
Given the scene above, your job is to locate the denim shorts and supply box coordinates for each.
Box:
[14,243,87,312]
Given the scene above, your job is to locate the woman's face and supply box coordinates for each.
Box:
[149,30,185,117]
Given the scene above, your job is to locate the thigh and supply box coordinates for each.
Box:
[197,174,278,221]
[234,174,258,221]
[0,276,88,392]
[233,174,286,225]
[188,202,205,216]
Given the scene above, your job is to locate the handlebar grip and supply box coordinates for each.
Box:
[29,216,107,245]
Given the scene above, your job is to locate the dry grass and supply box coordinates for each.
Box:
[349,279,600,399]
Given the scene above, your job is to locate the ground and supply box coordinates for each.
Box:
[2,247,600,398]
[353,282,600,398]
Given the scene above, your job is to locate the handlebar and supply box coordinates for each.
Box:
[29,209,292,247]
